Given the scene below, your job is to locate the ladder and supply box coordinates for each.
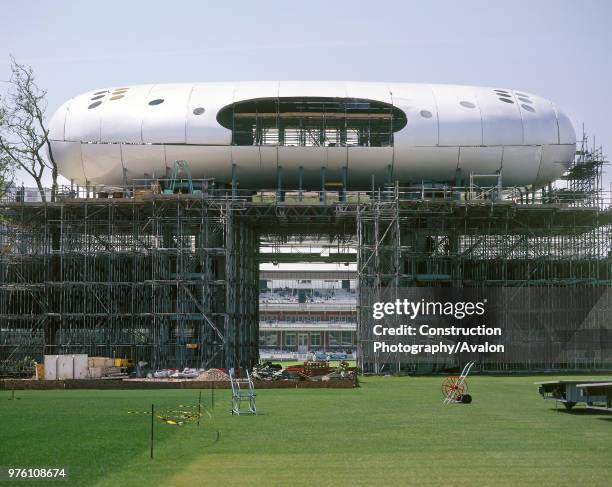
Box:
[229,368,257,415]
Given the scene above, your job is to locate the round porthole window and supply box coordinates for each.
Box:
[419,110,432,118]
[148,99,164,106]
[88,101,102,109]
[521,104,535,112]
[460,101,476,109]
[193,107,205,115]
[499,97,514,104]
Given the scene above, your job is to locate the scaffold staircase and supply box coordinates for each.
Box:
[229,368,257,415]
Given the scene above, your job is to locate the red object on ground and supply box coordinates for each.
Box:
[286,365,305,373]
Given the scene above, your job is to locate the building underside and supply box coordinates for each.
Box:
[1,147,611,376]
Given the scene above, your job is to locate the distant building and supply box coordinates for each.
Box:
[259,269,356,359]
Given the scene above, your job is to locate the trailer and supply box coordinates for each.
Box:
[576,382,612,412]
[535,380,611,410]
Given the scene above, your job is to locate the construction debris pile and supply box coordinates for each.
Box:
[134,367,230,382]
[251,362,294,380]
[151,368,202,379]
[196,368,230,381]
[89,357,130,379]
[251,360,356,382]
[30,355,354,385]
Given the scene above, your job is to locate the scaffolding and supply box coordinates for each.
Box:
[355,192,612,373]
[548,131,608,207]
[0,197,259,376]
[0,147,611,376]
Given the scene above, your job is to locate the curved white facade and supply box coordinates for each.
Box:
[48,82,576,189]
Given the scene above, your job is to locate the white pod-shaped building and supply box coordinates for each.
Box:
[48,82,576,189]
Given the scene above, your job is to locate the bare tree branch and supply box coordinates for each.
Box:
[0,55,58,201]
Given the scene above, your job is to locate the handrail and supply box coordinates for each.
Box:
[1,182,610,209]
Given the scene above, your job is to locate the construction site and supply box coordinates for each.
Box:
[0,136,610,378]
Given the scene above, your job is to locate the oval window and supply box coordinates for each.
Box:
[88,101,102,109]
[148,99,164,106]
[460,101,476,109]
[217,96,407,147]
[419,110,433,118]
[193,107,205,115]
[499,97,514,104]
[521,104,535,112]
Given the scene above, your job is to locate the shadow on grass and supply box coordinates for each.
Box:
[228,412,269,416]
[549,407,609,416]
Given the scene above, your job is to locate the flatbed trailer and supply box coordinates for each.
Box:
[576,382,612,412]
[535,380,611,410]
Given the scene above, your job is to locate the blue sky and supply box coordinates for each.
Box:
[2,0,610,186]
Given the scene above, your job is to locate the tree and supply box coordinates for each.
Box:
[0,56,57,202]
[0,105,13,195]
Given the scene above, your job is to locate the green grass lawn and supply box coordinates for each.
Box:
[1,376,611,486]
